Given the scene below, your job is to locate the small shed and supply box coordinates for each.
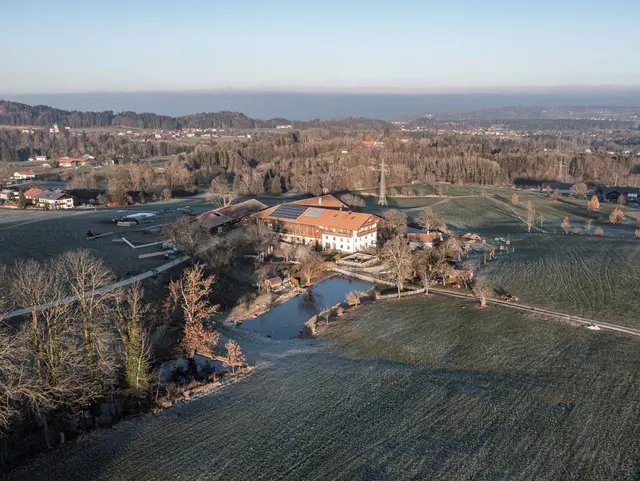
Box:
[265,276,283,292]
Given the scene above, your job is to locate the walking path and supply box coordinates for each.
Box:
[334,266,640,338]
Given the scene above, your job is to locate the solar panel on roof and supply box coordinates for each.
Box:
[305,208,324,218]
[271,204,307,220]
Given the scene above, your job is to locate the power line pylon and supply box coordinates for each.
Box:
[377,157,389,206]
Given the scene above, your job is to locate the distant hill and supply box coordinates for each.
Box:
[0,100,394,131]
[0,100,290,130]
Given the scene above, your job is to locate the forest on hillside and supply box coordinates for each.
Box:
[0,100,287,130]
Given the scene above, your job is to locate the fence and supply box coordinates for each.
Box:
[375,288,426,300]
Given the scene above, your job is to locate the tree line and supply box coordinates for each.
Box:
[0,249,245,466]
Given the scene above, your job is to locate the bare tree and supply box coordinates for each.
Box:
[279,242,298,263]
[511,193,519,207]
[413,249,437,294]
[594,227,604,237]
[205,177,237,208]
[165,160,194,192]
[570,182,588,199]
[166,264,219,378]
[473,280,493,307]
[538,212,546,228]
[297,247,324,287]
[245,218,278,258]
[609,207,625,224]
[117,282,152,397]
[346,290,362,306]
[163,217,210,258]
[584,218,592,234]
[222,340,246,374]
[339,193,365,208]
[59,250,117,382]
[561,216,570,234]
[127,163,156,194]
[550,189,561,202]
[442,237,463,261]
[617,194,627,206]
[379,237,413,297]
[380,209,407,242]
[11,259,107,443]
[417,207,444,232]
[525,201,535,233]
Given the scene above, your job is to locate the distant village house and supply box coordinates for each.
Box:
[13,171,36,180]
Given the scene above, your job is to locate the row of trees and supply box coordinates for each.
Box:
[0,250,245,462]
[6,122,640,197]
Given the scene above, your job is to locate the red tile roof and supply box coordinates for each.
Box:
[257,203,379,232]
[23,188,45,199]
[407,233,438,243]
[289,194,348,209]
[15,170,35,175]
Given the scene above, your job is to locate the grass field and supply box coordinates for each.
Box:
[480,233,640,327]
[0,198,211,279]
[8,298,640,480]
[431,196,525,235]
[503,191,640,236]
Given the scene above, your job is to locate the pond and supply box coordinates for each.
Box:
[240,277,374,339]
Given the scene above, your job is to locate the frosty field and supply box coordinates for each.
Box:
[8,298,640,480]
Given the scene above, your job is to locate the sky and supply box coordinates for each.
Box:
[1,0,639,94]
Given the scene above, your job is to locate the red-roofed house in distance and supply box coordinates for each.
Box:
[13,171,36,180]
[23,188,45,200]
[256,196,380,253]
[57,157,84,168]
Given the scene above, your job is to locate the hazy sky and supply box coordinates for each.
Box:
[1,0,638,94]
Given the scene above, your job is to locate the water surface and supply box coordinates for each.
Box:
[241,277,373,339]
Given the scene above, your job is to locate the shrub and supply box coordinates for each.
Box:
[594,227,604,237]
[609,207,624,224]
[587,195,600,212]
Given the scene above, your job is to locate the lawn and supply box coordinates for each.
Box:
[8,299,640,480]
[503,190,640,235]
[431,196,525,235]
[479,233,640,327]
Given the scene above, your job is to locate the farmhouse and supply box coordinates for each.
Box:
[407,232,441,249]
[35,155,48,161]
[33,191,74,210]
[57,157,85,168]
[256,196,380,253]
[13,171,36,180]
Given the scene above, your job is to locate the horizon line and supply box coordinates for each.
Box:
[3,84,640,96]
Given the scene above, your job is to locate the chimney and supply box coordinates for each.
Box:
[318,197,323,205]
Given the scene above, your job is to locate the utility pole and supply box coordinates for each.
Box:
[377,157,389,206]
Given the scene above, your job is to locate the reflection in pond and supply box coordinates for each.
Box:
[240,277,373,339]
